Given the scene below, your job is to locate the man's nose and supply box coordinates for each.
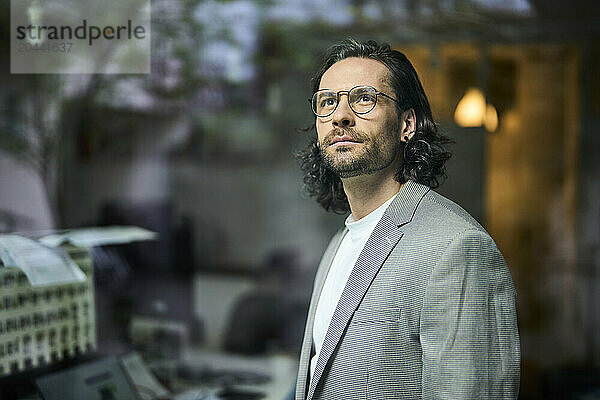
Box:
[332,94,355,128]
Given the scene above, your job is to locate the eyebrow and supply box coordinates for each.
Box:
[316,85,384,92]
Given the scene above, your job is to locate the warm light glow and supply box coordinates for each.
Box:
[502,109,520,132]
[454,88,486,127]
[454,87,499,132]
[485,104,498,132]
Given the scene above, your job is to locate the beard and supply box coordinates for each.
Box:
[319,123,402,179]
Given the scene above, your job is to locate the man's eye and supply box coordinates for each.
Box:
[321,98,336,107]
[357,94,375,103]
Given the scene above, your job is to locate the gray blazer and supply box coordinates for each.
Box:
[296,180,520,399]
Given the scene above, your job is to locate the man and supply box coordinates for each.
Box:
[295,39,520,399]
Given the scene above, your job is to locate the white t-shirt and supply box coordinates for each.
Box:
[310,192,399,380]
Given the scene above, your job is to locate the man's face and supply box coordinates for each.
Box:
[316,57,402,179]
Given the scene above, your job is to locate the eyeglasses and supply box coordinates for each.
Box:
[310,85,398,118]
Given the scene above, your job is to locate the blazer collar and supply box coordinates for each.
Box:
[384,179,431,228]
[305,180,430,400]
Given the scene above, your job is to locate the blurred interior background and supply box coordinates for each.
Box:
[0,0,600,399]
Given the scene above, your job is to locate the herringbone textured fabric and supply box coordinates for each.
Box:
[295,180,520,400]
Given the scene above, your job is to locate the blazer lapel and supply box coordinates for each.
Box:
[306,180,429,400]
[296,228,346,400]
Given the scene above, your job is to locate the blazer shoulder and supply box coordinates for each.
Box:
[418,189,487,234]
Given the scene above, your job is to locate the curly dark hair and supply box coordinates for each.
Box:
[297,38,452,214]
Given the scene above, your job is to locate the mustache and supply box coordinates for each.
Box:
[321,128,369,147]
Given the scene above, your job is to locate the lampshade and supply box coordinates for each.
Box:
[454,87,486,127]
[454,87,499,132]
[485,104,498,132]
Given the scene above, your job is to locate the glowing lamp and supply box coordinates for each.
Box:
[454,87,486,127]
[454,87,499,132]
[484,104,498,132]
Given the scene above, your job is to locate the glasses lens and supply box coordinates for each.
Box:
[312,91,337,116]
[349,86,377,114]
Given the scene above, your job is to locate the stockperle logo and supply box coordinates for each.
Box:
[11,0,150,74]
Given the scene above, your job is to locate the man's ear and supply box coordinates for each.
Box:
[400,108,416,143]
